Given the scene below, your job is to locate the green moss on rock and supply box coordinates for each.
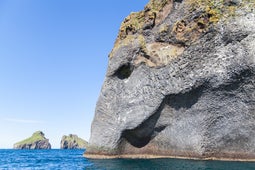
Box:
[118,0,169,40]
[61,134,88,149]
[15,131,45,145]
[146,0,169,12]
[110,0,172,58]
[169,0,255,46]
[14,131,51,149]
[186,0,255,23]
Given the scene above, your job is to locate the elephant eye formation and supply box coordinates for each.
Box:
[115,63,133,80]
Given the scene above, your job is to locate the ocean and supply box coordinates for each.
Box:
[0,149,255,170]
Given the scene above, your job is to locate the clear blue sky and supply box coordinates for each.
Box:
[0,0,148,148]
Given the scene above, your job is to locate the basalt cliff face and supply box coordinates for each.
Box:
[14,131,51,149]
[60,134,88,149]
[85,0,255,160]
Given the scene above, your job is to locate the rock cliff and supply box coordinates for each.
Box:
[85,0,255,160]
[60,134,88,149]
[13,131,51,149]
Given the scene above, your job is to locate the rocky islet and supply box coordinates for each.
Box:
[13,132,88,149]
[60,134,88,149]
[85,0,255,160]
[13,131,51,149]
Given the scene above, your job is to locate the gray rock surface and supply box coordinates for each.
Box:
[13,131,51,149]
[60,134,88,149]
[85,0,255,160]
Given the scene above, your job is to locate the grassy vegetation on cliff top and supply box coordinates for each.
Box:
[167,0,255,46]
[110,0,170,58]
[63,134,88,147]
[186,0,255,23]
[110,0,254,58]
[118,0,169,40]
[15,131,46,145]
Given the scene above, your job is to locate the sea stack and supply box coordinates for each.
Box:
[14,131,51,149]
[85,0,255,160]
[60,134,88,149]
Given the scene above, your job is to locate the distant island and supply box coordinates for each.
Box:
[13,131,51,149]
[60,134,88,149]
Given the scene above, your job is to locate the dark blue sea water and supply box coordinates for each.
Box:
[0,149,255,170]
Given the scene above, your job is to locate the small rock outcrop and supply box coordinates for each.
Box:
[13,131,51,149]
[85,0,255,160]
[60,134,88,149]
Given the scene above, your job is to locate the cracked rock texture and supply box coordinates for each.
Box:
[85,0,255,160]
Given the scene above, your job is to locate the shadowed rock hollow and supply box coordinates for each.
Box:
[85,0,255,160]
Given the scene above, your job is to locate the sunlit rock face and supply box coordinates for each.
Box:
[14,131,51,149]
[60,134,88,149]
[85,0,255,160]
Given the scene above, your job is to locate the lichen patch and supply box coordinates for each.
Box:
[110,0,173,59]
[134,42,185,67]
